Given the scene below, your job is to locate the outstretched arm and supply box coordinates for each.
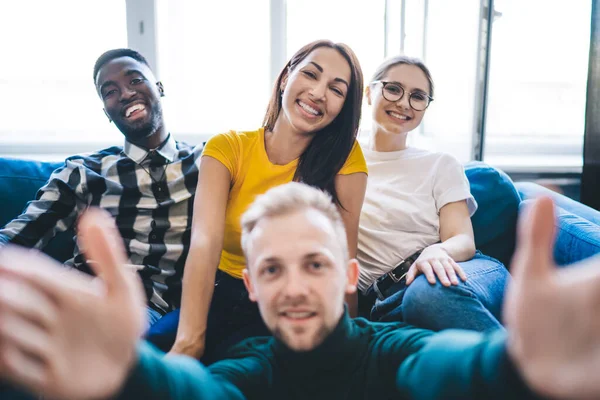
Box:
[398,197,600,400]
[118,342,245,400]
[0,209,244,399]
[505,197,600,399]
[395,329,541,400]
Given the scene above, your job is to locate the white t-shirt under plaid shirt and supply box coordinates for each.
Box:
[0,135,203,312]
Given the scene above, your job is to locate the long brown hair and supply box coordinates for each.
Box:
[263,40,364,207]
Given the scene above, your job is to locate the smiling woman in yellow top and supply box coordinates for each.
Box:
[203,128,365,279]
[168,40,368,363]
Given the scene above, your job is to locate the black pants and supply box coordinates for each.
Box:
[145,269,270,364]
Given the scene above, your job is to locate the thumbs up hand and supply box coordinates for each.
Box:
[0,208,146,399]
[505,197,600,400]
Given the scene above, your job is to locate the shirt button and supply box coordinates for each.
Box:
[158,187,162,192]
[151,234,157,240]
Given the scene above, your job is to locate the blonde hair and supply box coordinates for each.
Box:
[241,182,348,261]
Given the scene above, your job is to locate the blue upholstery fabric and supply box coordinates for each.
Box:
[465,161,521,268]
[2,157,599,270]
[0,157,74,262]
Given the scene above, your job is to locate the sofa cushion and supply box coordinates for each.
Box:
[465,161,521,268]
[0,157,75,262]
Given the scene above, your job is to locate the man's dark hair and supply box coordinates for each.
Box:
[93,48,150,83]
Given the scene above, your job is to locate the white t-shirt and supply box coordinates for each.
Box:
[357,147,477,292]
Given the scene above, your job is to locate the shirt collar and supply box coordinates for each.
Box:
[123,134,177,164]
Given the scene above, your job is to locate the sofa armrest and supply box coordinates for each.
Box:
[0,157,75,263]
[465,161,521,268]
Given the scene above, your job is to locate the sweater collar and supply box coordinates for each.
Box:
[271,310,366,377]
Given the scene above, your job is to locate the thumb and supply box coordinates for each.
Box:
[511,196,556,281]
[78,208,129,296]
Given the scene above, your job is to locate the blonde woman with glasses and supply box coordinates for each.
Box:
[357,56,509,332]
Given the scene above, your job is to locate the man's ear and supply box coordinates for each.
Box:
[345,259,360,295]
[103,109,112,123]
[156,81,165,97]
[243,268,257,302]
[365,85,372,105]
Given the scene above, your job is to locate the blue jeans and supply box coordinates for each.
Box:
[145,270,270,364]
[363,252,509,332]
[146,306,163,328]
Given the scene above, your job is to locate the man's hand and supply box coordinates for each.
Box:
[405,244,467,287]
[505,197,600,400]
[0,208,146,399]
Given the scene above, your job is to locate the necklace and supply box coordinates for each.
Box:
[139,150,170,198]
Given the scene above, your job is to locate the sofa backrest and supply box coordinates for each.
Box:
[465,161,521,268]
[0,157,523,268]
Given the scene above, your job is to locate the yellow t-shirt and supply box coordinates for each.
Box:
[202,127,368,279]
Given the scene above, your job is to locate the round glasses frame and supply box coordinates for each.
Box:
[372,80,434,111]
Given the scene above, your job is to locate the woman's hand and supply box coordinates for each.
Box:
[405,199,476,287]
[405,244,467,286]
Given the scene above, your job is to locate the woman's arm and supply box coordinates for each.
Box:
[437,199,476,262]
[406,200,476,287]
[335,172,368,317]
[169,156,231,358]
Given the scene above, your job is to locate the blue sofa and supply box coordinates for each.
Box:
[1,157,599,270]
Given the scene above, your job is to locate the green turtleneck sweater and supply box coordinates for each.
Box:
[118,313,542,399]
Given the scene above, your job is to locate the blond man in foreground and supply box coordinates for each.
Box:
[1,182,600,399]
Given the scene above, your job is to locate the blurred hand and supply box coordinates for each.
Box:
[505,197,600,400]
[0,208,146,399]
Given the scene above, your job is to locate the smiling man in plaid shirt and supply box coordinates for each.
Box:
[0,48,203,325]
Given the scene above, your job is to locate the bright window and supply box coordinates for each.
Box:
[0,0,128,148]
[0,0,592,173]
[286,0,386,140]
[412,0,482,162]
[156,0,271,137]
[484,0,591,171]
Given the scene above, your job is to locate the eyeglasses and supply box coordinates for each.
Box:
[372,80,433,111]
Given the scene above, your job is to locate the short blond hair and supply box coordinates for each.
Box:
[241,182,348,262]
